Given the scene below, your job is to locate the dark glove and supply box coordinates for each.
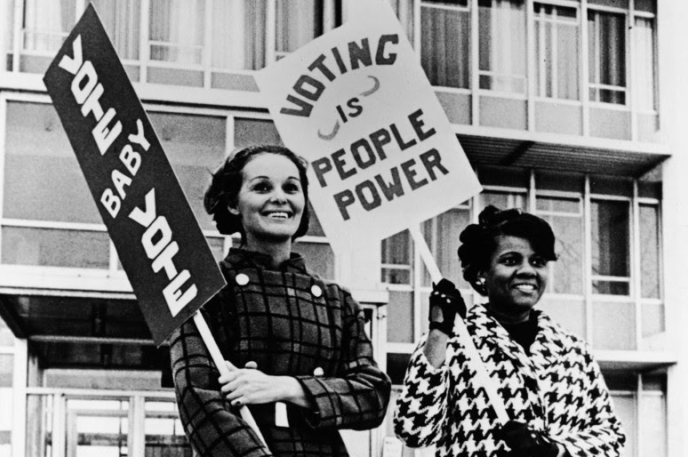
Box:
[428,279,466,336]
[494,421,559,457]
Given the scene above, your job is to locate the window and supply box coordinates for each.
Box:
[633,16,657,111]
[388,0,415,43]
[478,0,526,94]
[2,102,110,268]
[588,10,627,104]
[88,0,140,61]
[381,204,471,347]
[149,0,205,66]
[1,101,231,272]
[536,196,584,294]
[0,352,13,457]
[420,0,471,89]
[3,102,99,224]
[1,0,15,71]
[421,206,471,287]
[25,394,192,457]
[144,401,191,457]
[381,230,412,285]
[22,0,76,54]
[148,112,226,232]
[480,190,527,210]
[275,0,323,60]
[211,0,267,70]
[640,204,661,299]
[607,373,668,457]
[591,200,630,295]
[535,3,579,100]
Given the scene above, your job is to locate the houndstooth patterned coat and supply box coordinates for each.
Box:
[394,305,625,457]
[170,248,391,457]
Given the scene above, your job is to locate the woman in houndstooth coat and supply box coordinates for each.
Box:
[169,145,390,457]
[394,206,625,457]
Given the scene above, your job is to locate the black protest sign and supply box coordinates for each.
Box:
[43,5,226,346]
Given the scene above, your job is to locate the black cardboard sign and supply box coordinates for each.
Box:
[43,5,226,346]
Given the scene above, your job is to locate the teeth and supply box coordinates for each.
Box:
[515,284,535,291]
[268,212,289,219]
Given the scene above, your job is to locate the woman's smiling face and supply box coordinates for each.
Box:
[480,235,549,320]
[230,153,305,247]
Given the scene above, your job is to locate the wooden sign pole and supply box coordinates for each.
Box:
[408,226,509,424]
[193,313,270,450]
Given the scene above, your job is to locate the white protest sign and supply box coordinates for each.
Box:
[255,1,481,255]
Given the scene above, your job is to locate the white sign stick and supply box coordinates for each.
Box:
[408,227,509,424]
[192,313,270,450]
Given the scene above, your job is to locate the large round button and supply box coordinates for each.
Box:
[235,273,249,286]
[311,285,322,297]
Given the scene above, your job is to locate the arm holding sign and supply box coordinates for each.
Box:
[215,282,390,432]
[170,312,271,457]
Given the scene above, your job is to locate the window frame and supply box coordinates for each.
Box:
[631,9,658,115]
[589,194,633,297]
[477,0,528,97]
[587,5,629,106]
[533,1,581,101]
[418,0,472,91]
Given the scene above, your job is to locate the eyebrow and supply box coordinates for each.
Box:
[247,175,301,183]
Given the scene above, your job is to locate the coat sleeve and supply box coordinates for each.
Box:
[170,313,272,457]
[294,289,391,430]
[393,335,451,448]
[550,349,626,457]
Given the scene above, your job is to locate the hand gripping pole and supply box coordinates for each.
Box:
[193,312,271,450]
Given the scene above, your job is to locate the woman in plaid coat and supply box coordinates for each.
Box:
[394,206,625,457]
[170,145,391,456]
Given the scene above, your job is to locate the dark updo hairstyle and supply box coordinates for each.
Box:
[204,145,311,242]
[458,205,557,296]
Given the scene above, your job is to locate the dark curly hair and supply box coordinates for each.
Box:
[458,205,557,296]
[204,145,311,241]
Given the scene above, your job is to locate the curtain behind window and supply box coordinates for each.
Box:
[149,0,205,65]
[212,0,266,70]
[1,0,15,70]
[388,0,415,43]
[23,0,76,52]
[478,0,526,93]
[633,17,656,111]
[275,0,320,59]
[535,4,578,100]
[591,200,630,295]
[89,0,139,60]
[588,10,626,104]
[421,4,470,89]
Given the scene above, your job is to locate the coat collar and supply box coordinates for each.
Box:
[223,247,308,273]
[468,304,567,371]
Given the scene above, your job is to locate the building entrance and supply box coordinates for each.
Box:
[26,392,190,457]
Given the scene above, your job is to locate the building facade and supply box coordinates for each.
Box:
[0,0,684,456]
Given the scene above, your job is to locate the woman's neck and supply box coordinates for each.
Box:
[243,237,292,267]
[486,303,532,325]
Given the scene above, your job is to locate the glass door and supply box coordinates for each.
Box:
[65,400,130,457]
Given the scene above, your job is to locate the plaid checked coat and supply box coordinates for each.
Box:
[170,248,391,457]
[394,305,625,457]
